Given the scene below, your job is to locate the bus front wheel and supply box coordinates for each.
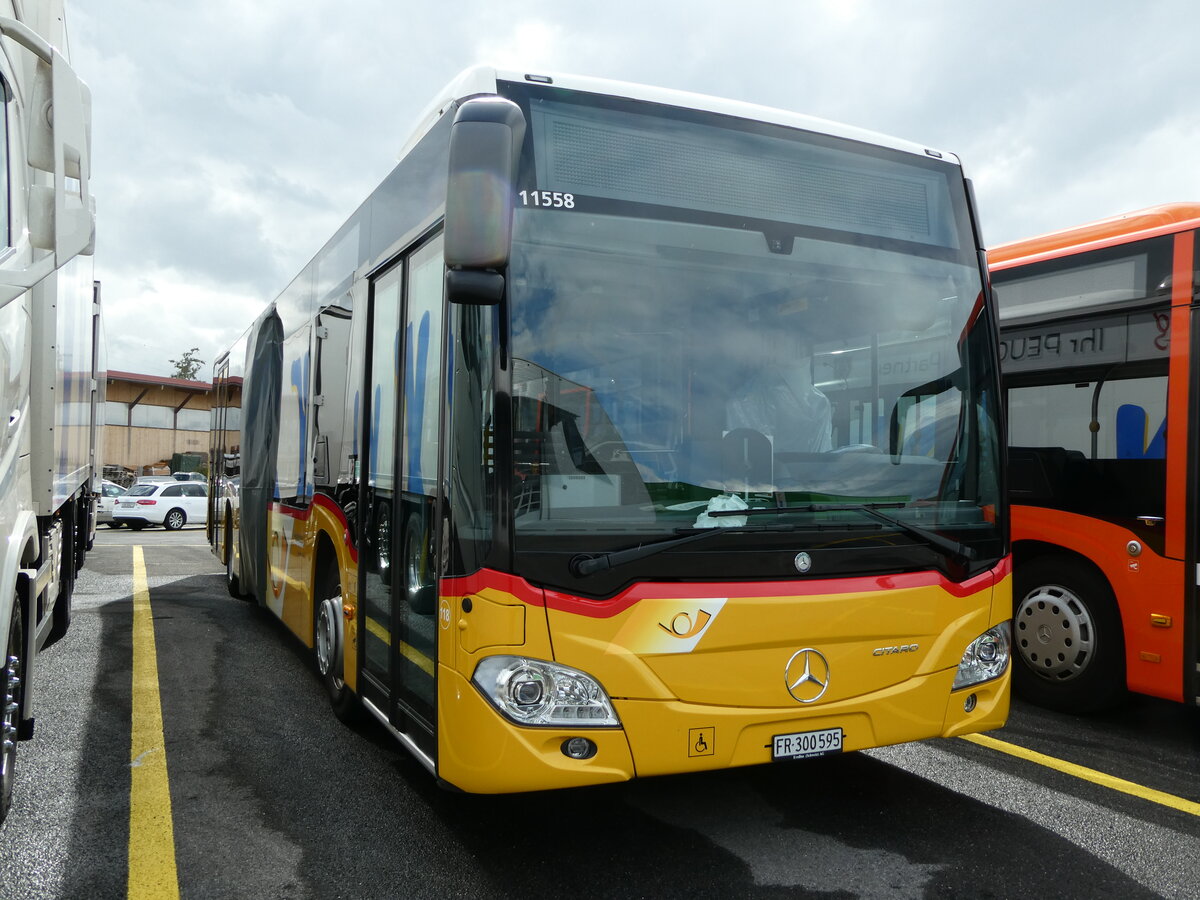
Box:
[315,567,358,725]
[1012,556,1125,712]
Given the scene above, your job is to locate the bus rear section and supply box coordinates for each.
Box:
[216,67,1012,793]
[990,203,1200,711]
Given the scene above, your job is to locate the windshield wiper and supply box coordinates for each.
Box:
[707,501,906,517]
[569,503,975,578]
[569,525,794,577]
[845,505,976,566]
[709,501,976,566]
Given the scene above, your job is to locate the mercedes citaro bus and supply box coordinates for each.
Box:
[210,66,1011,792]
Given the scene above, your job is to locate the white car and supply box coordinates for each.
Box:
[97,480,127,527]
[113,481,209,530]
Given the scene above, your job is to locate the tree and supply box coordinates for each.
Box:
[169,347,204,381]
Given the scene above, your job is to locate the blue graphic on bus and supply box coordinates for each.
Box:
[405,312,430,494]
[370,384,381,483]
[291,352,311,494]
[1115,404,1165,459]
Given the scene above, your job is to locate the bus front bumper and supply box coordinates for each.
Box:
[436,665,1008,793]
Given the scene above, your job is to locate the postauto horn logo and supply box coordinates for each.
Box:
[784,648,830,703]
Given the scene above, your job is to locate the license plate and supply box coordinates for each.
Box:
[772,727,843,760]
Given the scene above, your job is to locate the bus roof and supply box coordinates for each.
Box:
[398,64,963,165]
[989,202,1200,271]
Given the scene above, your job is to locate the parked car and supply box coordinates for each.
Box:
[96,480,127,527]
[135,475,177,485]
[113,481,209,530]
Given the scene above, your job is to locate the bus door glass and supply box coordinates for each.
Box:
[361,264,402,709]
[210,358,230,547]
[359,236,444,752]
[393,236,444,740]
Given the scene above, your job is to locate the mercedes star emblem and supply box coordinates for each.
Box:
[784,648,830,703]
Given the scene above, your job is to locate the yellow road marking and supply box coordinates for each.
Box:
[962,732,1200,817]
[364,617,434,677]
[400,640,435,677]
[128,546,180,899]
[365,616,390,645]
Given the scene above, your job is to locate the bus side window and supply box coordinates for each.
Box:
[1008,375,1167,519]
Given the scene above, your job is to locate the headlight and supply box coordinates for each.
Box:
[472,656,620,727]
[952,623,1010,690]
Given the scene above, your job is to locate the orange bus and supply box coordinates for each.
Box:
[990,203,1199,711]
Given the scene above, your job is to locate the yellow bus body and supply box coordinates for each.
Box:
[436,567,1011,792]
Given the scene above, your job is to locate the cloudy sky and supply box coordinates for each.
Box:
[68,0,1200,378]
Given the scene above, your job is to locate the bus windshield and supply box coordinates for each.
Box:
[500,85,1003,581]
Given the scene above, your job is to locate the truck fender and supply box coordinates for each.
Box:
[0,509,43,737]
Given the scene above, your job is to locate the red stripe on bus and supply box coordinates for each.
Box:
[444,558,1010,620]
[269,494,359,563]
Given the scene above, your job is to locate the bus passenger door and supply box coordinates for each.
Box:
[359,235,444,765]
[209,357,230,549]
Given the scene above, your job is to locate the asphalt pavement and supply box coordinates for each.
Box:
[1,526,1197,898]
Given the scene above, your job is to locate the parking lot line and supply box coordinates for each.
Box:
[128,546,180,899]
[961,732,1200,817]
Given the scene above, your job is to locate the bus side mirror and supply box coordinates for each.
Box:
[444,96,526,305]
[888,395,915,463]
[888,370,963,462]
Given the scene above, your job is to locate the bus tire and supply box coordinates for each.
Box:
[1,596,25,826]
[225,516,248,601]
[1012,556,1125,712]
[226,542,250,607]
[315,566,359,724]
[226,550,245,600]
[375,500,392,587]
[403,513,435,615]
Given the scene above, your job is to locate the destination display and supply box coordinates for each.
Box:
[998,310,1170,374]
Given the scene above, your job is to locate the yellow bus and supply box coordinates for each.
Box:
[209,67,1011,792]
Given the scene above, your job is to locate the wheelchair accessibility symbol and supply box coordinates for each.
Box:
[689,726,715,757]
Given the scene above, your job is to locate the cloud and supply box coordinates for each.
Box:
[102,269,262,378]
[66,0,1200,375]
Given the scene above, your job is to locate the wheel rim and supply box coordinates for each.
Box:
[168,511,184,529]
[315,603,333,675]
[406,527,426,605]
[315,600,343,689]
[1015,583,1094,681]
[2,620,20,792]
[376,506,391,576]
